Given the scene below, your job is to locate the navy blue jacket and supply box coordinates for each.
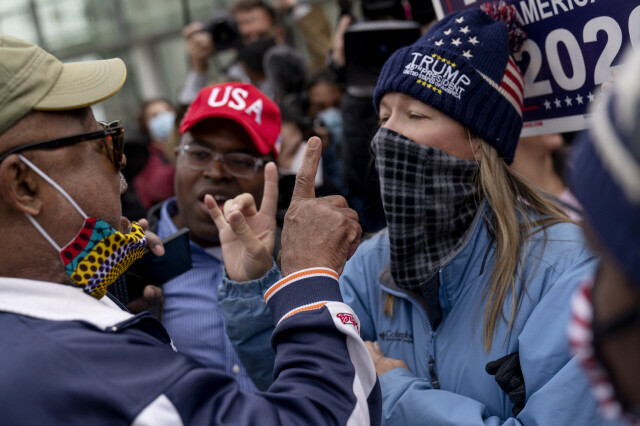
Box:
[0,271,380,425]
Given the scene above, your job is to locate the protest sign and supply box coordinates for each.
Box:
[431,0,639,135]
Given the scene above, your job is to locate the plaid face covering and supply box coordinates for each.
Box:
[372,127,480,290]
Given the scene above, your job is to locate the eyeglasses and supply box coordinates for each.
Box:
[0,121,124,172]
[176,144,264,178]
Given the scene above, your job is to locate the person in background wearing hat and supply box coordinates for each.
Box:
[210,3,606,424]
[146,81,281,391]
[0,34,380,424]
[568,48,640,425]
[511,132,582,221]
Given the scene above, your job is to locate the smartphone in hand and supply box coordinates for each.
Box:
[125,227,193,300]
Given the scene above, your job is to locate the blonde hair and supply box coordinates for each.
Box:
[383,139,573,352]
[478,140,573,351]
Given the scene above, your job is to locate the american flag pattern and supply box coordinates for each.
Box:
[426,13,524,116]
[568,280,631,423]
[477,56,524,116]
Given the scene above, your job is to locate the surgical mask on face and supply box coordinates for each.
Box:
[148,110,176,142]
[19,155,147,299]
[278,141,324,186]
[316,107,343,148]
[569,279,640,424]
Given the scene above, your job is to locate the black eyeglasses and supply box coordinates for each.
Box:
[0,121,124,172]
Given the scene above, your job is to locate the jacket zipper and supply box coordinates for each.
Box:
[403,292,440,389]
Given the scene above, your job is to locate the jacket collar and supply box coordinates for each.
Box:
[438,201,494,313]
[0,277,133,330]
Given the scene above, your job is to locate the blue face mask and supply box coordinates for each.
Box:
[148,111,176,142]
[316,107,343,148]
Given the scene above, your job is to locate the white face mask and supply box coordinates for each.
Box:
[148,110,176,142]
[279,141,323,187]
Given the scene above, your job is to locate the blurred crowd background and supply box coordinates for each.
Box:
[0,0,581,233]
[0,0,332,126]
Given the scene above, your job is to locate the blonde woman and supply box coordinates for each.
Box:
[212,4,604,425]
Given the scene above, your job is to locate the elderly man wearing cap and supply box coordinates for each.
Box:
[146,81,281,391]
[0,34,380,425]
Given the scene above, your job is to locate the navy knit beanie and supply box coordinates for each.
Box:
[568,48,640,286]
[373,2,525,164]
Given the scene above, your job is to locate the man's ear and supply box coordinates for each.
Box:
[0,155,43,215]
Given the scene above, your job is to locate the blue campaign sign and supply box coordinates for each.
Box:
[431,0,640,136]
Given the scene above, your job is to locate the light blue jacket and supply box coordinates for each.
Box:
[219,206,605,424]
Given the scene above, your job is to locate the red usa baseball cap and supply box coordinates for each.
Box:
[179,82,281,157]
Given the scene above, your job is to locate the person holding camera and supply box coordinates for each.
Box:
[179,0,333,106]
[212,4,606,424]
[178,0,285,105]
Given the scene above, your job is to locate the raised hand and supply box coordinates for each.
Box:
[205,162,279,282]
[182,21,214,73]
[281,137,361,276]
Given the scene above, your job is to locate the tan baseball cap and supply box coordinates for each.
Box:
[0,34,127,135]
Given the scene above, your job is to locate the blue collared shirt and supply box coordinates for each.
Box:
[157,198,256,392]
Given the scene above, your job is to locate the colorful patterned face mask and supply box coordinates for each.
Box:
[19,155,146,299]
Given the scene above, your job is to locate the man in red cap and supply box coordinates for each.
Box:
[146,81,281,391]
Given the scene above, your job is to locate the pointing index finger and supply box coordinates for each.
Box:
[259,162,279,218]
[291,137,321,200]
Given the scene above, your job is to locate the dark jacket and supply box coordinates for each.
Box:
[0,275,381,425]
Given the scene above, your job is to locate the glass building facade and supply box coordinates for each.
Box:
[0,0,220,131]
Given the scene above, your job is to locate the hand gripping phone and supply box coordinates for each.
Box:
[125,227,193,300]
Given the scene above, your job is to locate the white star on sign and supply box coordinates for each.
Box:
[564,96,573,106]
[455,16,465,23]
[459,26,470,34]
[462,50,473,59]
[435,39,444,46]
[468,36,479,45]
[451,38,462,46]
[587,92,595,102]
[576,94,584,105]
[444,28,452,35]
[544,100,551,110]
[554,98,562,108]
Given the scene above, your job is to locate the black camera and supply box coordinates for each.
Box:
[204,12,241,51]
[340,0,435,23]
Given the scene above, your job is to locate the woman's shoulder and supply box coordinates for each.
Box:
[525,220,596,280]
